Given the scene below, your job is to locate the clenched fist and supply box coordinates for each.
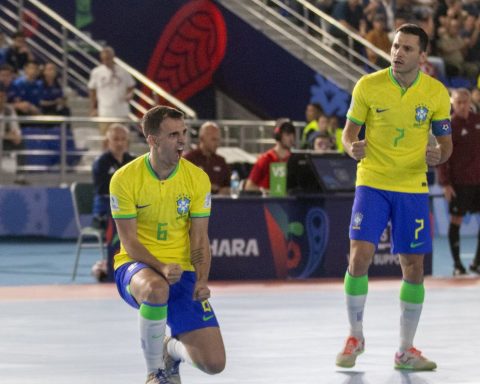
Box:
[160,263,183,284]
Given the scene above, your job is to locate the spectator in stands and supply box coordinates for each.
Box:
[5,31,34,74]
[0,83,22,152]
[88,46,135,135]
[92,123,135,229]
[437,18,478,78]
[39,62,70,116]
[11,60,42,116]
[437,88,480,275]
[302,102,323,148]
[0,83,26,184]
[312,131,337,153]
[183,121,231,195]
[0,32,8,66]
[462,14,480,71]
[470,86,480,112]
[245,120,295,194]
[0,64,16,102]
[365,14,391,67]
[330,0,367,56]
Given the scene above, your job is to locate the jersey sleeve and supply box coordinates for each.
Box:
[431,84,452,137]
[346,76,369,126]
[109,169,137,219]
[190,170,211,218]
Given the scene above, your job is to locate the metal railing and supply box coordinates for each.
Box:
[0,115,305,185]
[0,0,197,118]
[218,0,391,90]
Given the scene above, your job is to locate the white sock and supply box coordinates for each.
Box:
[139,316,167,373]
[346,294,367,339]
[399,300,423,352]
[167,337,195,367]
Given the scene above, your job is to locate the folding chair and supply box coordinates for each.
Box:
[70,182,106,280]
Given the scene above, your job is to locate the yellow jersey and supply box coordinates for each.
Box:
[110,154,212,271]
[347,68,451,193]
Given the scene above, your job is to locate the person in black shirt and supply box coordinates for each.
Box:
[92,123,135,228]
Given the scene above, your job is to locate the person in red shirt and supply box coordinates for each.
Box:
[183,121,231,195]
[437,88,480,275]
[245,120,296,194]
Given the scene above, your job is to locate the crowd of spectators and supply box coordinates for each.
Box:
[278,0,480,86]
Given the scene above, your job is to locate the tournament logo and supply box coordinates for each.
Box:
[415,105,429,123]
[352,212,363,230]
[176,194,191,217]
[110,195,119,211]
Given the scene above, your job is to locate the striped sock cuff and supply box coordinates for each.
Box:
[399,280,425,304]
[344,271,368,296]
[139,302,168,321]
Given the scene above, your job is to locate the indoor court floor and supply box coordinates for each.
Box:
[0,237,479,384]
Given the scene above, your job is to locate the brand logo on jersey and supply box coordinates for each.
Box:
[461,128,468,136]
[136,204,151,209]
[176,194,191,217]
[352,212,363,230]
[110,195,119,211]
[376,108,389,113]
[415,105,429,123]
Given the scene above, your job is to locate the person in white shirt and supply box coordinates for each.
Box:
[88,46,135,134]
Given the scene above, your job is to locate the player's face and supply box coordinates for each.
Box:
[390,32,426,75]
[152,117,187,165]
[451,93,471,119]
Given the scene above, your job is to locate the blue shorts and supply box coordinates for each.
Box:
[115,262,219,337]
[349,186,432,254]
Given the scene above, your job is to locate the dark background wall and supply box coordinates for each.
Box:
[41,0,350,120]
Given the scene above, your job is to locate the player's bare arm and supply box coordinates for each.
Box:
[190,217,212,301]
[115,217,183,284]
[342,119,366,161]
[426,135,452,166]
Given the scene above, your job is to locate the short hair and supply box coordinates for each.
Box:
[141,105,184,137]
[451,88,471,99]
[199,121,219,138]
[395,23,429,52]
[309,102,323,114]
[106,123,129,138]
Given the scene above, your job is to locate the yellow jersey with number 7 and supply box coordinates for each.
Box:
[347,67,451,193]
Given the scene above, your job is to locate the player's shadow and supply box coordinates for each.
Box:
[397,371,433,384]
[338,371,367,384]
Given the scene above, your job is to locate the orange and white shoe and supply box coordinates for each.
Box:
[394,347,437,370]
[335,336,365,368]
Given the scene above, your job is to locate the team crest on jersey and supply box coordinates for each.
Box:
[352,212,363,230]
[415,105,429,124]
[176,194,191,218]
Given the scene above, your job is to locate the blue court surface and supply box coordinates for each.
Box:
[0,236,479,384]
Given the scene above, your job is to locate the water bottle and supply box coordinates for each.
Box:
[230,170,240,199]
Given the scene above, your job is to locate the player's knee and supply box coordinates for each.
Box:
[143,278,169,303]
[201,356,226,375]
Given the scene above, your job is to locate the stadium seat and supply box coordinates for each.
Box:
[70,181,106,280]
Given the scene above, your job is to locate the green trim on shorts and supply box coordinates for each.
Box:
[139,303,168,321]
[344,271,368,296]
[400,280,425,304]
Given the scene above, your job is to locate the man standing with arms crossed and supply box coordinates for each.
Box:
[110,106,225,383]
[336,24,452,370]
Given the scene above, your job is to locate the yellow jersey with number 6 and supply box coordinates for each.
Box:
[347,68,451,193]
[110,154,211,271]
